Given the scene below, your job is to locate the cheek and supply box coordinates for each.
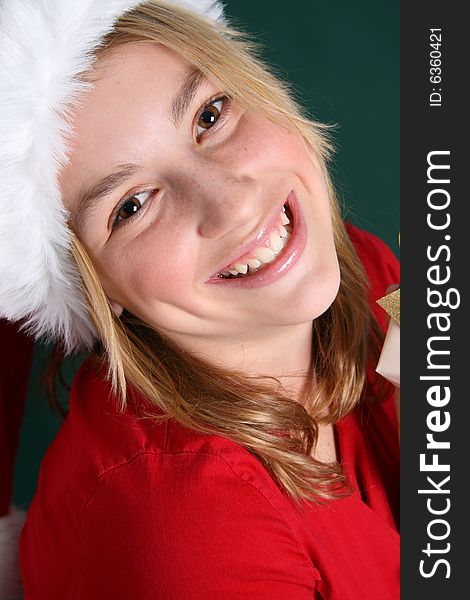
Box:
[98,229,198,313]
[241,117,306,163]
[238,118,330,207]
[231,115,303,170]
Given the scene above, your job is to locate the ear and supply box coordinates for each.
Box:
[109,300,123,317]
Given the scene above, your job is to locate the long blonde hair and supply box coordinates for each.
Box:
[63,1,386,505]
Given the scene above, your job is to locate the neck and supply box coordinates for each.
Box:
[168,322,314,405]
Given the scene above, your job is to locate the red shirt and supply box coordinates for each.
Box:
[19,225,400,599]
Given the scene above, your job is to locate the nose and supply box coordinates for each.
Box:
[177,161,261,240]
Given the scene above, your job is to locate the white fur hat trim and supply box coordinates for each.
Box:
[0,0,225,353]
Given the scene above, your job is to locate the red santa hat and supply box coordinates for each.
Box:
[0,0,226,355]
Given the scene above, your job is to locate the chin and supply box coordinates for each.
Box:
[240,253,341,330]
[286,262,341,325]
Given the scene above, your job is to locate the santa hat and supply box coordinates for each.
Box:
[0,0,226,355]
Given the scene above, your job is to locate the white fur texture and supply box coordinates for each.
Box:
[0,507,26,600]
[0,0,225,354]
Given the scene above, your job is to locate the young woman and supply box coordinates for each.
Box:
[0,1,399,598]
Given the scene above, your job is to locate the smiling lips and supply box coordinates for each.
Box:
[207,190,307,288]
[219,206,292,278]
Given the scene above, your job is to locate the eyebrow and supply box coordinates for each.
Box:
[72,163,141,231]
[171,67,207,127]
[72,69,208,231]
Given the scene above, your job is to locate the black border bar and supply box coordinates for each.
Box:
[401,1,468,596]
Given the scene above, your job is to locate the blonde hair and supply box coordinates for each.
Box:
[66,1,386,505]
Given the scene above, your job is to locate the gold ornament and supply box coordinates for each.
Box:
[377,288,400,326]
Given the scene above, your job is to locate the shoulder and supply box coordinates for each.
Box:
[65,444,316,598]
[71,360,285,499]
[47,366,316,597]
[44,360,302,520]
[23,365,316,596]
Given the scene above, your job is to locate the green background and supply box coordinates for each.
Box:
[13,0,399,508]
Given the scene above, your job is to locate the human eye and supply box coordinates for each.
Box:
[194,95,230,140]
[112,189,154,229]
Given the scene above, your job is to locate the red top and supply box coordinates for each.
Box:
[19,225,400,599]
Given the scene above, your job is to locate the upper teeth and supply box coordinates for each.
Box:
[254,246,276,263]
[247,258,261,269]
[220,206,292,277]
[269,232,283,254]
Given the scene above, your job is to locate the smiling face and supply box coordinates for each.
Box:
[60,42,340,361]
